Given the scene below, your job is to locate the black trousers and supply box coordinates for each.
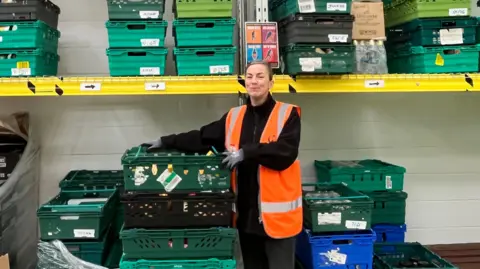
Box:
[238,231,296,269]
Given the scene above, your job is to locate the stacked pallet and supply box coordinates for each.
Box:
[118,147,238,268]
[0,0,61,77]
[37,170,124,268]
[269,0,355,74]
[172,0,236,75]
[384,0,477,73]
[105,0,168,76]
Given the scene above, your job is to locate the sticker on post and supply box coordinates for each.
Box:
[145,82,165,91]
[328,34,348,43]
[317,212,341,225]
[140,67,160,75]
[327,3,347,11]
[209,65,230,74]
[345,220,367,229]
[298,0,316,13]
[157,169,182,192]
[439,28,463,45]
[449,8,468,16]
[74,229,95,238]
[133,166,149,186]
[139,11,160,19]
[385,175,392,189]
[141,39,160,47]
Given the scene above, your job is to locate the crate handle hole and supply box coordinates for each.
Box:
[382,233,387,242]
[184,238,189,248]
[196,51,215,56]
[441,21,456,27]
[128,52,147,56]
[332,239,352,245]
[443,49,460,55]
[195,22,214,28]
[315,19,334,24]
[0,53,16,59]
[127,24,147,30]
[168,238,173,248]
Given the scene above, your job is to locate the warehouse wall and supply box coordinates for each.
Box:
[0,0,479,245]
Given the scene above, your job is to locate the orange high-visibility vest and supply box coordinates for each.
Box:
[225,101,303,239]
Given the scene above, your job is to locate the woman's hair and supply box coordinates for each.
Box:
[245,60,273,81]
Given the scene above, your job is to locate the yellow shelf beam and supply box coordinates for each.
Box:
[0,74,478,96]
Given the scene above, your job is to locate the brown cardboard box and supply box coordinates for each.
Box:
[351,2,386,40]
[0,254,9,269]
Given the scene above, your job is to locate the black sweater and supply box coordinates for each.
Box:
[161,94,301,236]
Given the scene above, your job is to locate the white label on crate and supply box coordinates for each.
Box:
[328,34,348,43]
[317,212,342,225]
[134,166,149,186]
[449,8,468,16]
[157,169,182,192]
[439,28,464,45]
[80,83,101,91]
[364,80,385,88]
[209,65,230,74]
[145,82,166,91]
[329,251,347,264]
[139,11,160,19]
[74,229,95,238]
[140,67,160,75]
[60,216,80,220]
[11,68,30,76]
[327,3,347,11]
[385,175,393,189]
[345,220,367,229]
[299,57,322,72]
[298,0,316,13]
[141,38,160,47]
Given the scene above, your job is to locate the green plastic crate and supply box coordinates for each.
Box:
[37,190,118,240]
[363,191,408,225]
[175,0,234,18]
[387,44,480,74]
[121,147,230,192]
[0,49,58,77]
[173,18,236,47]
[315,160,406,191]
[270,0,352,21]
[59,170,124,192]
[0,21,60,53]
[63,224,115,266]
[106,0,166,20]
[106,20,168,48]
[103,239,123,268]
[281,44,355,75]
[106,48,167,76]
[302,183,373,233]
[385,0,471,27]
[174,47,236,75]
[386,17,477,48]
[120,227,236,259]
[120,257,236,269]
[374,243,458,269]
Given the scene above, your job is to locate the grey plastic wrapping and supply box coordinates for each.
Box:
[354,40,388,74]
[0,112,39,269]
[37,240,108,269]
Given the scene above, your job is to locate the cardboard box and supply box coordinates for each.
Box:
[0,254,9,269]
[351,2,386,40]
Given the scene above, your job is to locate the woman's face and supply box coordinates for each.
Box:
[245,64,273,98]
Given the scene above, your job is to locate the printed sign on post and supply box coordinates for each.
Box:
[244,22,280,68]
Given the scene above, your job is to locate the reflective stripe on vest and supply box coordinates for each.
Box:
[225,106,243,150]
[260,196,302,213]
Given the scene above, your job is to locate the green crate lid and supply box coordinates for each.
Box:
[120,227,236,239]
[362,190,408,200]
[121,146,223,165]
[106,48,168,56]
[314,160,406,174]
[59,170,124,190]
[105,20,168,28]
[173,18,236,26]
[302,183,372,206]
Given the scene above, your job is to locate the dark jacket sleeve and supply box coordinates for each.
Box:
[160,113,227,154]
[241,108,301,171]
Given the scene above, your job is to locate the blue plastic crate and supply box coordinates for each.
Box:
[372,224,406,243]
[296,229,376,269]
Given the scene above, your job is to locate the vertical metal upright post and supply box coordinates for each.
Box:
[255,0,269,22]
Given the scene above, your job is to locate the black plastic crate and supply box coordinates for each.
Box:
[121,190,235,229]
[0,0,61,29]
[279,14,353,46]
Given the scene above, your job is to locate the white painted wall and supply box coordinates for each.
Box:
[0,0,479,245]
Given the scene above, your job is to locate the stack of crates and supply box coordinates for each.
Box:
[296,182,376,269]
[0,0,61,77]
[314,160,408,244]
[269,0,355,74]
[118,147,237,268]
[37,170,124,268]
[105,0,168,76]
[384,0,479,73]
[172,0,236,75]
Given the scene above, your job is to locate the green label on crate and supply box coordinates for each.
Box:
[157,169,182,192]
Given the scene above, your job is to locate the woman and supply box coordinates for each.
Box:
[141,61,302,269]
